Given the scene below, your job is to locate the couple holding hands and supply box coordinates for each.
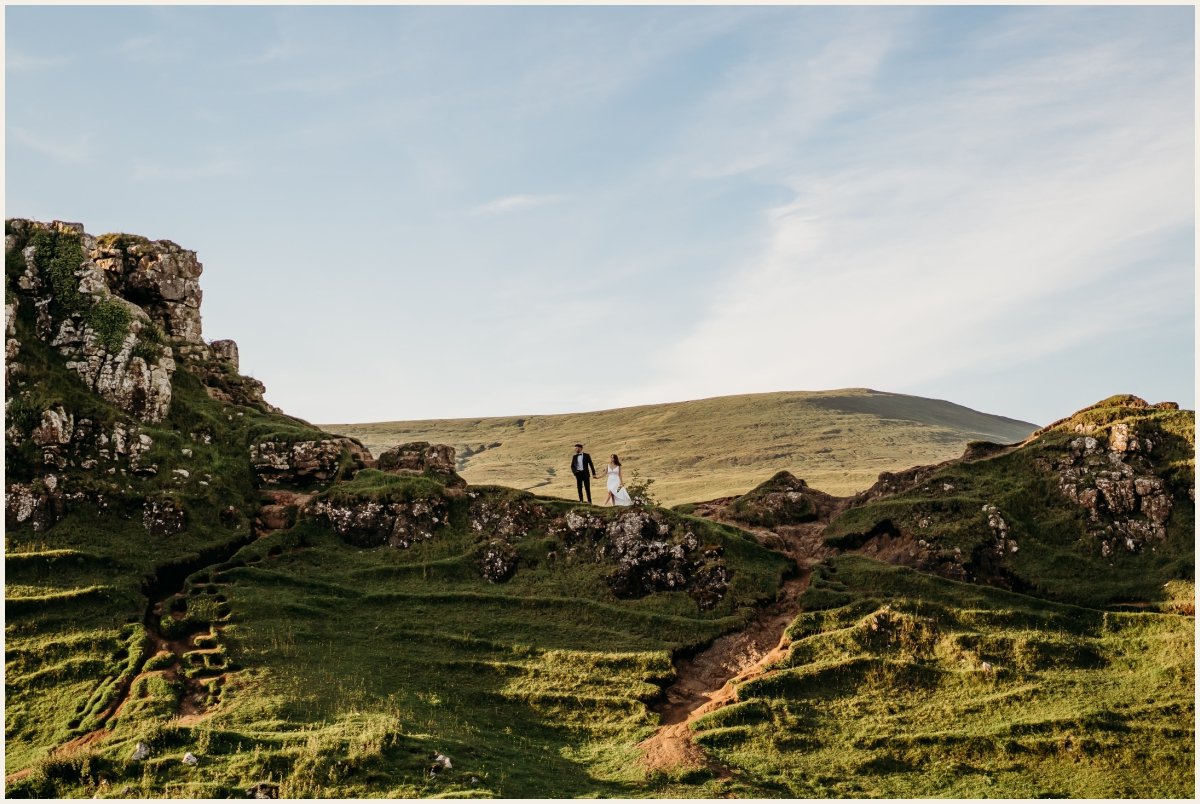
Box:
[570,443,632,506]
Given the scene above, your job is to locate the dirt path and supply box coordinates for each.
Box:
[637,571,811,774]
[638,516,836,774]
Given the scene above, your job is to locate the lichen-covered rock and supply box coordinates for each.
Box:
[726,471,833,527]
[143,496,187,536]
[1052,416,1177,555]
[208,339,239,371]
[468,494,545,539]
[602,509,725,608]
[30,406,75,447]
[5,480,64,532]
[310,494,448,548]
[58,312,176,423]
[90,233,204,343]
[377,442,464,486]
[480,539,520,583]
[250,438,370,486]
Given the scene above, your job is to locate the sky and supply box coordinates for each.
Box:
[6,4,1195,426]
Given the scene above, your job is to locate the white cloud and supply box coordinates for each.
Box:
[132,159,240,181]
[6,51,70,71]
[627,17,1193,410]
[474,194,566,215]
[9,127,92,164]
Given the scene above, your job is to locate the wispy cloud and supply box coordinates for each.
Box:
[6,51,70,71]
[474,194,566,215]
[132,159,241,181]
[625,14,1193,413]
[9,126,92,164]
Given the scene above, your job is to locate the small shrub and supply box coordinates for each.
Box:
[6,394,42,435]
[85,297,132,353]
[625,470,659,507]
[30,228,87,315]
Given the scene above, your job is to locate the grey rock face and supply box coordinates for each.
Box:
[377,442,464,487]
[208,339,239,371]
[250,438,371,486]
[1053,418,1176,555]
[144,496,187,536]
[5,481,63,532]
[311,494,449,549]
[11,220,180,422]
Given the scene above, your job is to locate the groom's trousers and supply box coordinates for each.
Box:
[574,471,592,503]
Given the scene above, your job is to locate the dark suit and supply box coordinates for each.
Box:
[571,451,597,503]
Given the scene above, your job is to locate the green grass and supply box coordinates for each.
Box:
[321,389,1037,505]
[823,402,1195,608]
[688,555,1194,798]
[6,488,789,798]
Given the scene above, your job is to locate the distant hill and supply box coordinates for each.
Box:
[323,389,1037,505]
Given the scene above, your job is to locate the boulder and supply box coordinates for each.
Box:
[310,494,449,549]
[5,481,64,532]
[208,339,240,371]
[250,438,370,486]
[377,442,463,486]
[143,496,187,536]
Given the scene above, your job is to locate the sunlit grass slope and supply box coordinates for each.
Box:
[324,389,1037,505]
[688,555,1194,798]
[8,478,789,798]
[824,396,1195,608]
[4,323,338,776]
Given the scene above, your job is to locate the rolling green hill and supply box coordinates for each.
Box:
[5,219,1193,799]
[322,389,1038,506]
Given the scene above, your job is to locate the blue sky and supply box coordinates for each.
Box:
[6,5,1194,425]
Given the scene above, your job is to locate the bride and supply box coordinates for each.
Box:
[605,454,633,507]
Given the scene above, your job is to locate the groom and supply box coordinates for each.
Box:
[570,443,598,503]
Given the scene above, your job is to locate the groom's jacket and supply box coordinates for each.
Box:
[571,452,596,475]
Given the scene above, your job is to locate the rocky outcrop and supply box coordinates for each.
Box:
[143,495,187,537]
[250,438,371,486]
[377,442,464,487]
[726,471,839,527]
[7,220,179,422]
[5,219,286,425]
[89,231,204,344]
[599,509,729,609]
[1050,420,1175,556]
[208,339,239,370]
[5,478,65,532]
[310,493,449,549]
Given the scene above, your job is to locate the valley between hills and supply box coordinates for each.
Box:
[5,219,1195,798]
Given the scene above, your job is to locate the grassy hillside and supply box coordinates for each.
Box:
[8,476,788,798]
[689,555,1194,798]
[6,221,1192,799]
[323,389,1037,505]
[824,395,1195,608]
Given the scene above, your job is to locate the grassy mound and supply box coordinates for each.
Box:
[689,555,1194,798]
[823,397,1194,607]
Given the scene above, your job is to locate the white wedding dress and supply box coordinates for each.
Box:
[608,465,633,506]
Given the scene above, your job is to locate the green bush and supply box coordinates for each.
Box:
[29,228,87,315]
[84,297,132,354]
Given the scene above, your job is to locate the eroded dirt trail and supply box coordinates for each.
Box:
[638,517,837,774]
